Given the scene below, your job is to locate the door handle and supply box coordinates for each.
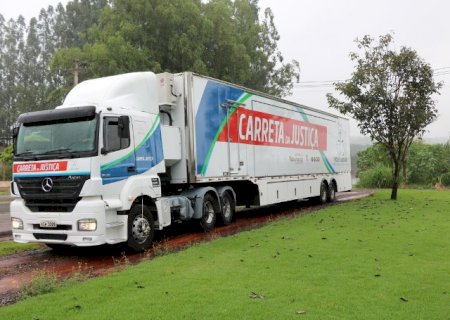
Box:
[127,166,136,172]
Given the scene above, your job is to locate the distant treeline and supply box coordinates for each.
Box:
[0,0,299,145]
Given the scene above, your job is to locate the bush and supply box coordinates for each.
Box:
[0,145,13,180]
[357,166,394,188]
[356,144,389,176]
[18,271,59,300]
[441,172,450,187]
[407,142,437,185]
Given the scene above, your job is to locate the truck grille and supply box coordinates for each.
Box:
[33,233,68,241]
[15,175,89,212]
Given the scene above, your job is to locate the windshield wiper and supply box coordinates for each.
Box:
[14,151,39,161]
[41,148,76,155]
[15,151,35,156]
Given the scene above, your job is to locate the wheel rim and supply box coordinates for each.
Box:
[330,186,335,199]
[204,201,215,224]
[222,197,231,219]
[132,216,151,244]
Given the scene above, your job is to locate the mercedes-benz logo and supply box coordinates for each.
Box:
[41,177,54,193]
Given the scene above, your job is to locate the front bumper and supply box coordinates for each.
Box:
[10,197,127,247]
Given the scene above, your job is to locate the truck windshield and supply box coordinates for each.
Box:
[15,116,98,159]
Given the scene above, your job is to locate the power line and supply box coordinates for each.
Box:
[295,66,449,84]
[294,69,450,89]
[432,66,450,78]
[434,71,450,76]
[294,84,335,88]
[295,80,343,84]
[433,66,450,71]
[294,79,347,88]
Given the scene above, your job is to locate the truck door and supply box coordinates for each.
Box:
[225,104,244,175]
[100,115,137,185]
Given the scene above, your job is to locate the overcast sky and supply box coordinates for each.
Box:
[2,0,450,139]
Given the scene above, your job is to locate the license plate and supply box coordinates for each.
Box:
[40,220,57,228]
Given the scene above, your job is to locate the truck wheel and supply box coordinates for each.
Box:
[219,192,235,226]
[316,181,328,204]
[328,182,337,202]
[127,204,155,251]
[200,193,218,232]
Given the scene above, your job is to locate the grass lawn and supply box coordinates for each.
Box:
[1,189,449,319]
[0,187,10,195]
[0,242,43,256]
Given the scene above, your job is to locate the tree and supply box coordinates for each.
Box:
[0,0,111,146]
[0,0,299,156]
[50,0,299,97]
[327,34,442,200]
[0,15,28,146]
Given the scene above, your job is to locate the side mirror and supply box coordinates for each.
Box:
[12,126,19,155]
[12,126,19,138]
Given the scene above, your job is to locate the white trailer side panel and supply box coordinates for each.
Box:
[188,75,351,181]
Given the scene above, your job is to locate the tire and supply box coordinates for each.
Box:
[127,204,155,251]
[316,181,328,204]
[328,182,337,202]
[219,192,235,226]
[200,193,218,232]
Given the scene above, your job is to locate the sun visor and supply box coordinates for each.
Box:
[18,106,96,124]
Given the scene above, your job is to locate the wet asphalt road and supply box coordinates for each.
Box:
[0,199,11,239]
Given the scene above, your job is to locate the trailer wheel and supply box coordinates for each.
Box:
[328,182,337,202]
[200,193,218,232]
[127,204,155,251]
[317,181,328,204]
[219,192,235,226]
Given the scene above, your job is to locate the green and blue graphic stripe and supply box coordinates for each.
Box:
[101,114,160,171]
[13,171,90,178]
[101,114,163,184]
[199,92,253,175]
[297,105,335,174]
[195,80,252,176]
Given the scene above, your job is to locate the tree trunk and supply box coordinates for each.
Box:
[391,162,400,200]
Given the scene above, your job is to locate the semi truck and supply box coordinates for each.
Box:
[10,72,351,251]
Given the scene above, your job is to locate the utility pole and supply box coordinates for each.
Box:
[74,60,80,86]
[73,60,89,86]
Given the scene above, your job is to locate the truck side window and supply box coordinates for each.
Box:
[103,117,130,152]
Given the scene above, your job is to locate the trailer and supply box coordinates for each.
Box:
[10,72,351,250]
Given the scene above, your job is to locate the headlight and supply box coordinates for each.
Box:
[11,217,23,230]
[77,219,97,231]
